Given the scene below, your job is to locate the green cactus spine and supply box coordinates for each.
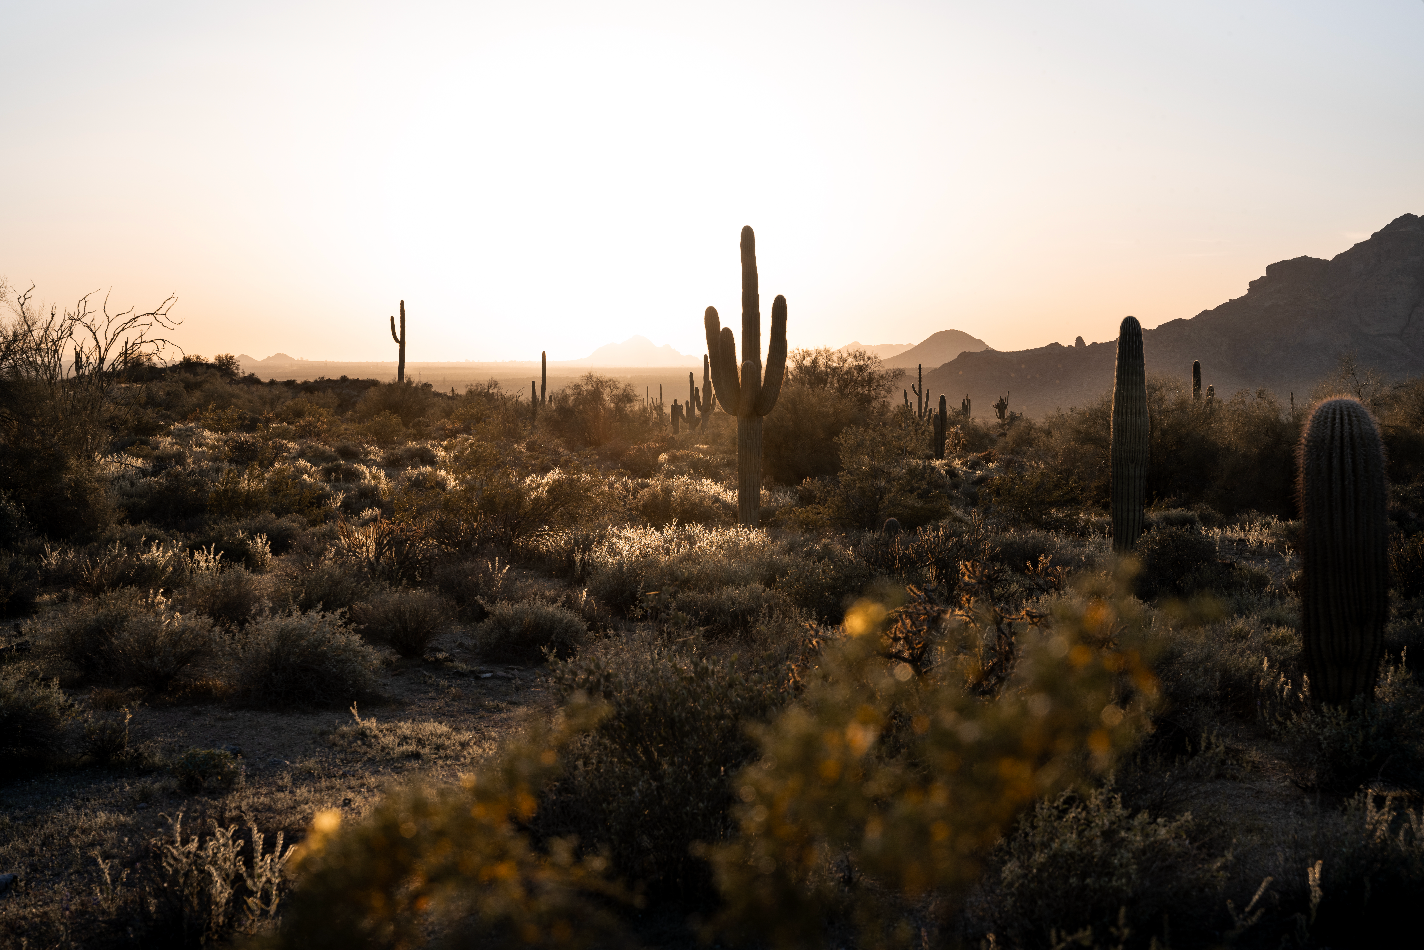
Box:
[1192,360,1201,400]
[934,394,947,460]
[704,226,787,527]
[389,300,407,384]
[1298,397,1390,705]
[1110,316,1148,553]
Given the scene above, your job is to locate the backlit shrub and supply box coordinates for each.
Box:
[0,663,77,772]
[349,588,452,658]
[232,611,383,708]
[474,600,587,664]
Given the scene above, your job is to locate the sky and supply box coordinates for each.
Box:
[2,0,1422,362]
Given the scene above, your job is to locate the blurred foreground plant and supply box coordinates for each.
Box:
[266,695,630,950]
[708,564,1161,948]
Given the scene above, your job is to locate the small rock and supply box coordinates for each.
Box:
[0,873,17,897]
[480,673,494,679]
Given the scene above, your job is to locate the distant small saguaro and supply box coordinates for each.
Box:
[389,300,407,384]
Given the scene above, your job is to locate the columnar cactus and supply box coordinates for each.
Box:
[1110,316,1148,553]
[1298,397,1390,705]
[702,354,712,430]
[993,394,1010,422]
[541,351,547,407]
[530,380,538,422]
[934,394,947,460]
[704,226,787,527]
[912,364,925,418]
[389,300,407,384]
[1192,360,1201,400]
[688,370,697,429]
[961,395,971,419]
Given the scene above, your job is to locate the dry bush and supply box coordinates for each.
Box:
[43,591,220,694]
[0,662,77,772]
[327,705,481,763]
[584,524,791,614]
[474,600,587,664]
[349,588,452,658]
[634,475,737,527]
[277,559,367,614]
[231,611,383,708]
[970,786,1228,949]
[539,638,785,896]
[174,564,266,628]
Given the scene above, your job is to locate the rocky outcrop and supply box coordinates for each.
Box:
[926,213,1424,418]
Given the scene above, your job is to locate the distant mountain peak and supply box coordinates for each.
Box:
[884,328,992,370]
[568,336,699,367]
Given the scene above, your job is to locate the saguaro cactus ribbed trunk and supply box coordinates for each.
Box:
[705,226,788,526]
[934,394,947,459]
[389,300,407,383]
[701,355,712,430]
[1111,316,1148,553]
[1192,360,1201,400]
[541,351,547,407]
[1299,397,1389,705]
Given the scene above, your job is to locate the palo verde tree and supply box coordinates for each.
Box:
[705,226,787,526]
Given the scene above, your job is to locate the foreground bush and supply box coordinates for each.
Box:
[538,640,784,895]
[232,612,383,707]
[45,592,220,694]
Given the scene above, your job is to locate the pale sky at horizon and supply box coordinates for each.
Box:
[3,1,1422,362]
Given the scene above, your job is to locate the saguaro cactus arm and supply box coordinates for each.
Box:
[389,315,401,345]
[705,308,743,413]
[754,295,787,417]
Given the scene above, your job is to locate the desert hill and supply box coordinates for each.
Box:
[926,213,1424,419]
[883,329,993,370]
[836,341,915,360]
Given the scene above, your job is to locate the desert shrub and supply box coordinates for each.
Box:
[540,640,784,895]
[44,589,152,682]
[170,747,243,792]
[0,552,38,616]
[191,522,275,571]
[355,380,437,426]
[231,611,383,708]
[1281,664,1424,793]
[1391,531,1424,599]
[0,663,77,772]
[174,564,266,628]
[819,419,957,529]
[585,524,790,614]
[150,812,294,946]
[634,475,737,527]
[278,559,367,614]
[1134,526,1219,599]
[431,557,510,621]
[349,589,453,658]
[543,373,654,449]
[661,584,796,639]
[774,535,875,623]
[40,538,190,596]
[105,612,220,694]
[710,569,1161,947]
[971,786,1227,949]
[474,600,587,664]
[382,443,438,468]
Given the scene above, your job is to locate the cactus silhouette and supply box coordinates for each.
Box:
[934,394,948,460]
[389,300,406,384]
[1298,397,1390,705]
[1111,316,1148,553]
[961,395,971,419]
[993,394,1009,422]
[540,351,547,407]
[704,226,787,526]
[1192,360,1201,400]
[701,354,712,430]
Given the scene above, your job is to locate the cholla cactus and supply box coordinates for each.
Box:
[389,301,406,384]
[704,226,787,527]
[1298,397,1389,705]
[1111,316,1148,553]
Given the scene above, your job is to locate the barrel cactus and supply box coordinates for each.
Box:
[1298,397,1390,705]
[1110,316,1148,553]
[704,226,787,526]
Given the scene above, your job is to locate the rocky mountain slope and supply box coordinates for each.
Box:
[883,329,992,369]
[926,213,1424,418]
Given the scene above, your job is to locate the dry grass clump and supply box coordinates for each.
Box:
[231,611,383,707]
[474,600,587,664]
[349,588,453,658]
[327,704,482,762]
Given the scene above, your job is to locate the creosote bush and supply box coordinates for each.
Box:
[232,611,383,708]
[0,663,77,772]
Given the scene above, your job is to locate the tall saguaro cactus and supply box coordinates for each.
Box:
[541,351,547,408]
[389,300,407,384]
[1298,397,1390,705]
[934,394,948,460]
[1111,316,1148,553]
[1192,360,1201,400]
[705,226,788,527]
